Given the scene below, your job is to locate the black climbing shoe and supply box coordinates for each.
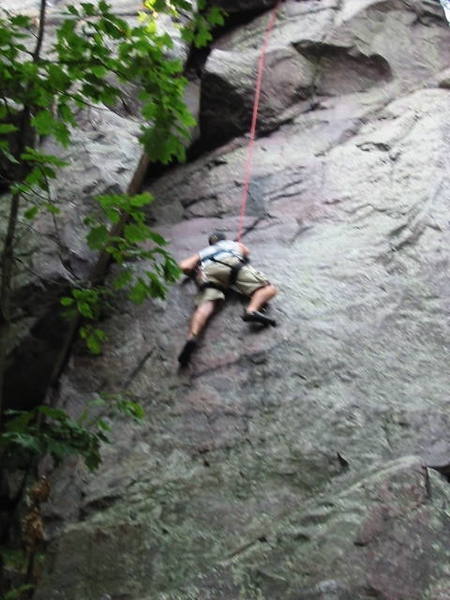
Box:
[242,311,277,327]
[178,337,198,367]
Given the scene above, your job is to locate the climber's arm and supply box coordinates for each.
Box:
[239,243,250,258]
[179,253,200,274]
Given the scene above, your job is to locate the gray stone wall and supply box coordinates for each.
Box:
[7,0,450,598]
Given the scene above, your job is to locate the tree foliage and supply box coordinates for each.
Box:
[0,0,225,591]
[0,0,227,435]
[0,0,223,410]
[1,395,144,472]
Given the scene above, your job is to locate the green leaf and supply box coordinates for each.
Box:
[21,147,68,167]
[2,432,41,453]
[128,278,149,303]
[31,110,56,135]
[23,167,45,188]
[66,5,80,16]
[60,296,74,306]
[207,6,225,27]
[37,406,68,420]
[81,3,97,17]
[80,326,106,354]
[129,193,153,207]
[147,231,166,246]
[47,63,70,90]
[146,270,166,298]
[124,223,150,243]
[2,584,34,600]
[46,438,73,460]
[46,203,61,215]
[4,410,35,433]
[0,146,19,163]
[84,448,102,471]
[77,302,94,318]
[90,65,107,78]
[10,15,32,28]
[0,123,18,134]
[24,206,39,220]
[4,151,20,164]
[31,111,71,147]
[58,102,75,126]
[96,418,111,432]
[87,225,109,250]
[164,58,182,75]
[115,399,145,421]
[113,269,132,289]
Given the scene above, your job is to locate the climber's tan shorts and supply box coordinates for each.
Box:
[195,258,270,306]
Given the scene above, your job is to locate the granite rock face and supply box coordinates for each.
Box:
[14,0,450,598]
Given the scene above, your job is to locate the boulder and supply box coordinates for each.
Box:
[198,0,449,146]
[201,47,315,147]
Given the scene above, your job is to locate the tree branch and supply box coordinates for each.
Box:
[0,0,47,422]
[32,0,47,63]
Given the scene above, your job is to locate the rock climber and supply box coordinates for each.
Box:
[177,232,278,367]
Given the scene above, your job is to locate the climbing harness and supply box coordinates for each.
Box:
[199,253,247,290]
[199,240,248,287]
[237,0,282,242]
[200,246,243,266]
[198,280,227,294]
[209,255,246,286]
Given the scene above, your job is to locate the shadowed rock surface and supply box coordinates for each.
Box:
[4,0,450,599]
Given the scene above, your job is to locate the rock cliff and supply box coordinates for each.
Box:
[4,0,450,599]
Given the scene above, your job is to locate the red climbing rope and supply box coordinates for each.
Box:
[237,0,282,242]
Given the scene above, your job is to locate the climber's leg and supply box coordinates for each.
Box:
[246,284,277,314]
[242,283,278,327]
[189,300,217,338]
[178,299,219,367]
[234,265,278,327]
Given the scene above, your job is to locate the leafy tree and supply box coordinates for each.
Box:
[0,0,224,418]
[1,395,145,472]
[0,0,224,593]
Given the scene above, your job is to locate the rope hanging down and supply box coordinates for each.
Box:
[237,0,282,242]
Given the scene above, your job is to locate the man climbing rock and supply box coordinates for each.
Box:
[178,232,278,367]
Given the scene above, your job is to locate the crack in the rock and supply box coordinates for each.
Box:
[388,177,444,254]
[287,220,314,246]
[428,463,450,484]
[123,349,155,389]
[269,188,306,202]
[267,175,306,203]
[240,215,269,239]
[182,193,219,208]
[312,85,427,160]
